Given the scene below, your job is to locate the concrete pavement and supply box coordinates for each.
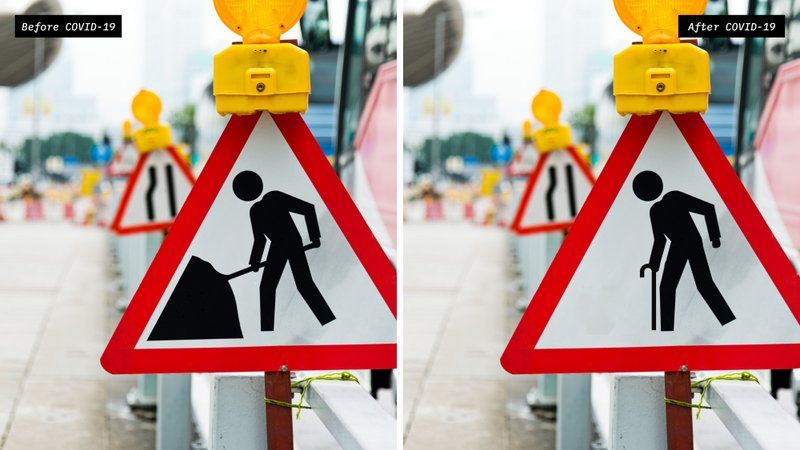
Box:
[403,221,554,449]
[0,223,153,449]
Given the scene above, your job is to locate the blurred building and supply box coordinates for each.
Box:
[404,52,499,147]
[0,0,62,87]
[542,0,614,114]
[4,47,100,144]
[143,0,211,114]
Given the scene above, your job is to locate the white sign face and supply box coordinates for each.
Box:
[503,112,800,374]
[136,114,396,349]
[539,114,800,348]
[511,147,595,235]
[111,148,195,234]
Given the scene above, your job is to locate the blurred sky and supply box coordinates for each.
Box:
[0,0,348,138]
[5,0,228,123]
[403,0,640,136]
[1,0,751,142]
[404,0,750,136]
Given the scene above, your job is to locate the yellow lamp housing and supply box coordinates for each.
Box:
[533,126,573,153]
[612,0,710,115]
[531,90,573,153]
[131,90,173,153]
[614,42,710,115]
[214,43,310,115]
[212,0,310,115]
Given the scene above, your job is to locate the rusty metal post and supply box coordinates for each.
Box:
[264,368,293,450]
[665,368,693,450]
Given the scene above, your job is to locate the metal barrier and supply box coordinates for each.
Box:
[111,227,194,449]
[508,178,563,414]
[111,232,160,410]
[107,184,396,449]
[305,376,397,449]
[509,226,800,449]
[609,373,800,450]
[204,373,395,450]
[505,178,800,448]
[705,374,800,449]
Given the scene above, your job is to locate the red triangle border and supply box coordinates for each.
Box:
[102,113,397,374]
[110,146,196,235]
[509,146,596,235]
[502,112,800,374]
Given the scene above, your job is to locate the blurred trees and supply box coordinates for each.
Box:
[169,103,197,161]
[415,131,495,170]
[18,131,94,167]
[569,103,596,157]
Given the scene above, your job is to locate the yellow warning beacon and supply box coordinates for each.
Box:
[522,120,533,143]
[131,90,173,153]
[122,120,133,141]
[122,120,133,143]
[213,0,311,115]
[613,0,710,115]
[531,90,573,153]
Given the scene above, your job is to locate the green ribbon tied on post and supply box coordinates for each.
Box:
[663,371,760,419]
[264,371,361,418]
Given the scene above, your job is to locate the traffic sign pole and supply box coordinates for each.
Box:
[104,3,396,448]
[211,0,312,444]
[613,0,709,446]
[504,0,800,446]
[664,369,693,449]
[264,369,293,450]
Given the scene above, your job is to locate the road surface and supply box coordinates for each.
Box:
[0,223,153,449]
[403,221,554,449]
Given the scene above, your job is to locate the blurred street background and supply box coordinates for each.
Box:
[0,0,398,448]
[403,0,800,448]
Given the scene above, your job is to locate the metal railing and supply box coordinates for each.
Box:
[505,176,800,449]
[305,376,397,449]
[609,373,800,449]
[705,374,800,449]
[205,373,395,450]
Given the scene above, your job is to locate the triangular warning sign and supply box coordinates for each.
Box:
[106,143,138,178]
[506,143,538,178]
[502,113,800,374]
[102,113,396,374]
[510,146,595,235]
[110,147,195,235]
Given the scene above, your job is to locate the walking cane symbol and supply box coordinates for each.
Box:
[640,264,656,331]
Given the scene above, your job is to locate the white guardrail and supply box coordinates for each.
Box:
[506,179,800,450]
[110,182,396,450]
[202,373,395,450]
[608,373,800,450]
[705,375,800,449]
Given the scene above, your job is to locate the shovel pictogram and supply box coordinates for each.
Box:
[148,243,319,341]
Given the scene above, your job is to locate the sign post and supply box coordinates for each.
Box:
[503,1,800,447]
[664,368,693,449]
[102,2,396,449]
[212,1,312,445]
[264,368,293,450]
[614,1,709,445]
